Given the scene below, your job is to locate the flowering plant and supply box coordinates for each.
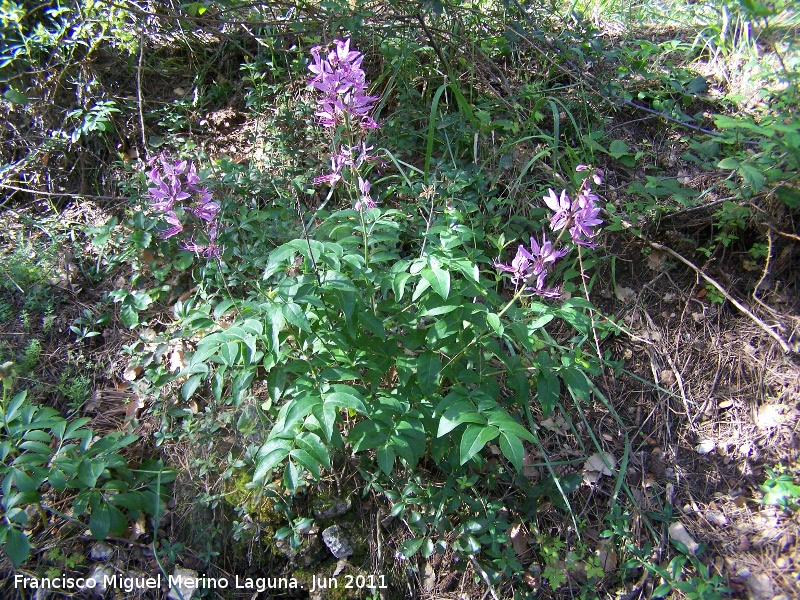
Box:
[145,152,222,258]
[308,38,382,212]
[494,165,604,297]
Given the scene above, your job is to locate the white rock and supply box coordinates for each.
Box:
[167,567,198,600]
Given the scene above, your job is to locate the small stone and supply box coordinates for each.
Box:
[167,567,198,600]
[25,505,41,529]
[85,565,114,597]
[695,440,716,455]
[89,541,114,561]
[321,525,353,559]
[745,572,774,600]
[705,511,728,526]
[313,497,351,520]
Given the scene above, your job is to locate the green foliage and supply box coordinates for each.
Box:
[70,308,111,343]
[760,464,800,511]
[0,389,175,566]
[20,339,41,372]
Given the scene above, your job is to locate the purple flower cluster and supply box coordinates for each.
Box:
[544,165,603,248]
[308,39,382,212]
[308,38,380,130]
[146,153,222,258]
[494,166,604,297]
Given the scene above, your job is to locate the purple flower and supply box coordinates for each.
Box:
[182,225,222,258]
[568,190,603,245]
[576,164,603,185]
[160,211,183,238]
[146,153,213,219]
[529,234,568,274]
[543,189,571,231]
[313,152,350,186]
[192,200,220,222]
[494,245,534,287]
[355,177,378,211]
[360,116,382,130]
[527,270,561,298]
[307,38,380,129]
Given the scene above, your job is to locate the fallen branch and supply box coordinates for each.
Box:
[646,240,794,354]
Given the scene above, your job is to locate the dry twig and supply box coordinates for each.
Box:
[645,239,794,354]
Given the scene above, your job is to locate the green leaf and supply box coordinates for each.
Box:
[486,312,503,335]
[3,89,29,105]
[3,527,31,566]
[686,75,708,95]
[77,459,105,488]
[487,412,536,442]
[399,537,425,558]
[349,421,388,451]
[417,351,441,396]
[277,394,321,433]
[90,503,111,540]
[499,433,524,472]
[459,425,499,465]
[437,403,485,437]
[283,459,302,491]
[282,303,311,332]
[422,262,450,300]
[253,441,291,481]
[295,432,330,470]
[290,448,320,479]
[738,164,765,192]
[393,272,412,301]
[48,468,67,491]
[717,157,740,170]
[561,366,591,402]
[652,583,673,599]
[180,375,202,401]
[108,504,128,535]
[608,140,630,159]
[537,369,560,417]
[377,446,395,475]
[311,403,337,442]
[325,390,367,414]
[775,186,800,209]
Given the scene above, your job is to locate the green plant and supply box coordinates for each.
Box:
[760,464,800,511]
[20,339,41,372]
[0,388,175,566]
[56,369,92,410]
[70,308,111,343]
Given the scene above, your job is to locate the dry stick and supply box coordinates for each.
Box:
[469,556,500,600]
[642,310,696,431]
[646,239,794,354]
[137,28,147,157]
[0,183,119,201]
[752,228,775,314]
